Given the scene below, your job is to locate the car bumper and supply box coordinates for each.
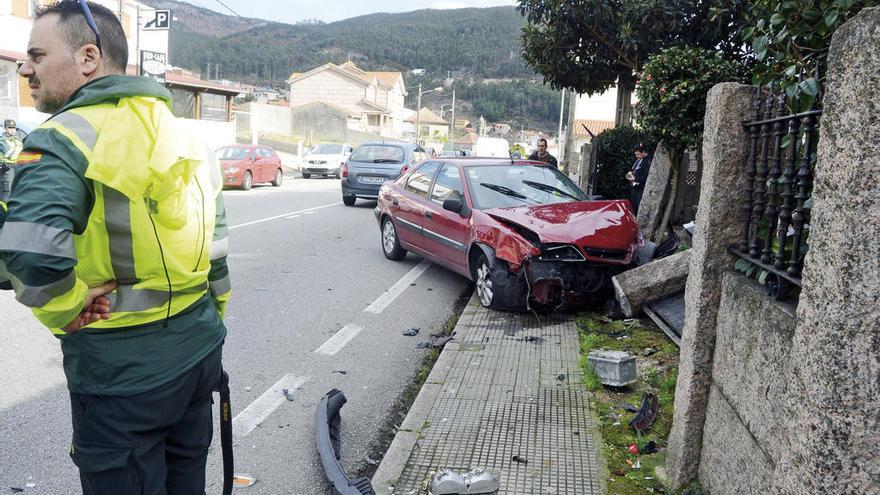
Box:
[304,166,341,175]
[223,173,243,187]
[523,259,628,309]
[341,181,381,199]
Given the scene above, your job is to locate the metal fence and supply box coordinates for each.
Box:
[730,85,821,301]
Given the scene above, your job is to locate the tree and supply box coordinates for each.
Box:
[516,0,748,124]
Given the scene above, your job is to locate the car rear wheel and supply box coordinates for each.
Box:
[271,168,283,187]
[241,171,253,191]
[342,194,356,206]
[381,217,407,260]
[302,172,311,179]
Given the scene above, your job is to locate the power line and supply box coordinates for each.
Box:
[209,0,243,18]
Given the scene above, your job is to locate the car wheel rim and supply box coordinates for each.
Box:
[244,174,251,188]
[382,221,396,254]
[476,263,493,306]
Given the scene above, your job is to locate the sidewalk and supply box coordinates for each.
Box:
[372,295,604,494]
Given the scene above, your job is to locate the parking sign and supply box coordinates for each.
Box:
[143,10,171,30]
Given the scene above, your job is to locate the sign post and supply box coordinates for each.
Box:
[140,50,167,83]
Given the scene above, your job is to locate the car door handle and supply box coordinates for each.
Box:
[392,198,398,206]
[425,210,432,219]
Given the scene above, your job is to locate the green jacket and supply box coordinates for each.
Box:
[0,75,230,395]
[0,133,23,164]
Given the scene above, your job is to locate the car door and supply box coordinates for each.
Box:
[421,163,471,272]
[257,147,273,182]
[393,161,441,251]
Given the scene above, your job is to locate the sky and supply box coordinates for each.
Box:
[181,0,518,24]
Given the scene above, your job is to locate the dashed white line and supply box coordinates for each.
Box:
[364,260,432,314]
[232,374,309,437]
[229,202,341,230]
[314,324,365,356]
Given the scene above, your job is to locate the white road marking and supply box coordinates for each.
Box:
[314,324,364,356]
[304,211,316,215]
[232,374,309,437]
[285,215,300,219]
[229,202,341,230]
[364,259,432,314]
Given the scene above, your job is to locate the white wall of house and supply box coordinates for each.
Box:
[573,88,618,122]
[290,71,365,112]
[239,102,291,136]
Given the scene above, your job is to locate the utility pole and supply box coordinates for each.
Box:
[450,89,456,149]
[557,88,566,164]
[416,82,422,145]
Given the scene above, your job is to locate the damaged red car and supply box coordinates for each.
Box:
[374,158,644,311]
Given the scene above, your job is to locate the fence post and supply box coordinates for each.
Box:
[772,8,880,494]
[577,143,591,192]
[665,83,755,489]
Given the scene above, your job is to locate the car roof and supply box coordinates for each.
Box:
[437,158,551,167]
[357,141,417,150]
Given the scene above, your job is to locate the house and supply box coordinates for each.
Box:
[287,61,407,138]
[492,123,511,136]
[404,107,449,145]
[571,119,615,149]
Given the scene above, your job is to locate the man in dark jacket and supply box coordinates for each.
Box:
[527,138,558,166]
[626,143,652,213]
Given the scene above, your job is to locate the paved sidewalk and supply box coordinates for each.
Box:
[372,295,604,494]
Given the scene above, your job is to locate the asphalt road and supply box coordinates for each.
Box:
[0,175,472,494]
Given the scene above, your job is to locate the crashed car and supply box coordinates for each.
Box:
[374,158,642,310]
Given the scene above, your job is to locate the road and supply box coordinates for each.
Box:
[0,175,472,494]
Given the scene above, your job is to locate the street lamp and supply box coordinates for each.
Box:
[416,83,443,144]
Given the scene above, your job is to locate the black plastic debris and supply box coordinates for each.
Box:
[314,389,375,495]
[402,327,420,337]
[642,440,658,455]
[416,334,453,349]
[653,227,681,260]
[629,393,660,433]
[332,370,348,375]
[520,336,542,343]
[557,373,567,381]
[10,488,24,493]
[282,388,296,401]
[620,403,640,413]
[511,455,528,464]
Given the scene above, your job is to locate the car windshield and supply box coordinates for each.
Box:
[312,144,343,154]
[350,145,405,164]
[216,147,250,160]
[464,164,588,209]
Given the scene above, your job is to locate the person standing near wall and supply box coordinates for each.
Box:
[528,137,558,166]
[0,2,231,493]
[0,119,23,201]
[626,143,652,213]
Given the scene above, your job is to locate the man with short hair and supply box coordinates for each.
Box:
[0,119,23,201]
[0,2,231,493]
[528,137,558,166]
[626,143,652,213]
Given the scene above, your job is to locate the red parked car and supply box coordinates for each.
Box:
[374,158,643,311]
[217,144,284,190]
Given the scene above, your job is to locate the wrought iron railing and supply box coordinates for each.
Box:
[730,85,821,301]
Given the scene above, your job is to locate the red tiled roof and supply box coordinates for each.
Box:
[573,119,615,137]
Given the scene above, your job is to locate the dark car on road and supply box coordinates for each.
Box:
[217,144,284,190]
[374,158,643,311]
[340,142,429,206]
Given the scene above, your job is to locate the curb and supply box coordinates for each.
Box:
[371,297,481,494]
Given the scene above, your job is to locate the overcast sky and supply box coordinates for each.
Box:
[180,0,518,24]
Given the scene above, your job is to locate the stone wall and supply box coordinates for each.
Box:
[666,9,880,494]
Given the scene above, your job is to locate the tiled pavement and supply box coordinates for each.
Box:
[372,295,604,494]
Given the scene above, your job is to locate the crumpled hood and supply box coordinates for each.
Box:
[485,200,639,250]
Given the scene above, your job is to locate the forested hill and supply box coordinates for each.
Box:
[142,0,531,84]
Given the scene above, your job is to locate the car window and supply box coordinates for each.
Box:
[404,161,441,199]
[216,147,250,160]
[313,144,343,154]
[429,164,464,206]
[350,145,404,163]
[464,164,588,209]
[256,148,268,158]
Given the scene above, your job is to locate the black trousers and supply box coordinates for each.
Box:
[630,187,645,214]
[69,345,222,495]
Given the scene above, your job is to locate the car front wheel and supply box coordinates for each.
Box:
[474,254,496,308]
[473,252,528,311]
[381,217,407,260]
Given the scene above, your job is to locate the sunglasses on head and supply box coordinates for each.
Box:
[76,0,102,54]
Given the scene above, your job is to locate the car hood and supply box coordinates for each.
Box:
[485,200,639,250]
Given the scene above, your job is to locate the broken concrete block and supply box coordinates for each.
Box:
[588,350,637,387]
[636,142,674,241]
[612,249,691,317]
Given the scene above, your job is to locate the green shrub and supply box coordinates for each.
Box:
[590,126,654,200]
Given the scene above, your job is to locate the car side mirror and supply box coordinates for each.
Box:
[442,197,464,214]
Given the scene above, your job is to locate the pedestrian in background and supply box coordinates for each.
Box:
[626,143,652,213]
[0,2,231,493]
[528,137,558,166]
[0,119,22,201]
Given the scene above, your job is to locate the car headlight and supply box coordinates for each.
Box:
[537,244,585,262]
[226,167,239,173]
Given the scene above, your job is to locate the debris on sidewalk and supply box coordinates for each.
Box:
[520,335,542,343]
[332,370,348,375]
[629,392,660,433]
[628,443,639,455]
[556,373,567,381]
[427,468,500,495]
[416,333,454,349]
[511,455,528,464]
[642,440,658,455]
[587,350,637,387]
[281,388,297,401]
[402,327,420,337]
[620,403,639,413]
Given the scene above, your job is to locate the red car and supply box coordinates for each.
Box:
[217,144,284,190]
[374,158,642,311]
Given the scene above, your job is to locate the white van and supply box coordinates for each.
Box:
[473,137,510,158]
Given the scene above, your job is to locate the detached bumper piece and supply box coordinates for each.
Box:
[526,260,619,309]
[315,389,375,495]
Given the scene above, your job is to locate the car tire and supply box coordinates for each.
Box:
[342,194,356,206]
[302,172,311,179]
[473,252,528,311]
[271,169,283,187]
[241,171,253,191]
[381,217,407,261]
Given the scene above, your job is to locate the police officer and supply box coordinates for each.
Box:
[0,2,231,493]
[0,119,22,201]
